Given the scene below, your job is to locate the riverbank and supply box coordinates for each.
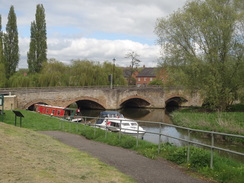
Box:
[171,105,244,139]
[2,110,244,183]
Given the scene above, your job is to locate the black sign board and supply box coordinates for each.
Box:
[13,110,24,127]
[13,111,24,117]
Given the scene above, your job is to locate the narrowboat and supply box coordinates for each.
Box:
[34,104,83,122]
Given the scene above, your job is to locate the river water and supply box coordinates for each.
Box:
[80,108,244,162]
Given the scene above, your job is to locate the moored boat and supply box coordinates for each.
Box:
[34,104,83,122]
[96,111,146,139]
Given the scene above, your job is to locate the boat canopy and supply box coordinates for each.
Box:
[96,111,124,124]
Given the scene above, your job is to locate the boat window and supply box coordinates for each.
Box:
[111,122,119,127]
[122,123,130,126]
[131,123,138,126]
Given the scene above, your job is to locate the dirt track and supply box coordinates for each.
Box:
[40,131,211,183]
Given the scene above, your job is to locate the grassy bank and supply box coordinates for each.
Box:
[0,122,135,183]
[171,108,244,136]
[2,110,244,183]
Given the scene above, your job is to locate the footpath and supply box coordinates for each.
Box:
[40,131,212,183]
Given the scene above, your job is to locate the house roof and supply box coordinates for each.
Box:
[137,68,156,77]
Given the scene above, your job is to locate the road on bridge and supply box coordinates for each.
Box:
[40,131,212,183]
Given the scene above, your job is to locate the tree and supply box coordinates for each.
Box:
[39,59,67,87]
[27,4,47,73]
[0,15,4,64]
[3,6,19,79]
[125,51,141,85]
[0,15,6,87]
[155,0,244,111]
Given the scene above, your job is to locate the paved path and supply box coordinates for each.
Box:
[40,131,211,183]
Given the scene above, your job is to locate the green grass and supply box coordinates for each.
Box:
[171,109,244,135]
[0,122,135,183]
[2,110,244,183]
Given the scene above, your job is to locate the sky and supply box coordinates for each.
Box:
[0,0,187,68]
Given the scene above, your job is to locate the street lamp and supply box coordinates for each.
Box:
[112,58,116,88]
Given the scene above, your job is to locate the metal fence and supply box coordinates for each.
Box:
[64,116,244,169]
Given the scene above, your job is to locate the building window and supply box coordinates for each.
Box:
[138,78,140,81]
[150,78,153,81]
[144,78,146,81]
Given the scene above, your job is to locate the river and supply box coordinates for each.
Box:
[79,108,244,162]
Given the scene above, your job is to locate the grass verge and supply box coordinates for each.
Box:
[0,122,135,183]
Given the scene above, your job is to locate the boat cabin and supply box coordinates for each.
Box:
[96,111,124,124]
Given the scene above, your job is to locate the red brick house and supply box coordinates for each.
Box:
[136,67,156,87]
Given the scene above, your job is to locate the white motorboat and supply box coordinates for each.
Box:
[96,111,146,139]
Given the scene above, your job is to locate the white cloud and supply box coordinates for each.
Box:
[1,0,187,68]
[47,38,160,67]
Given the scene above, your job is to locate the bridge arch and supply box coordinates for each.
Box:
[24,100,51,110]
[65,97,106,110]
[119,96,152,108]
[165,96,188,108]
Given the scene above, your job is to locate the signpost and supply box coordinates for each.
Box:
[0,94,4,122]
[13,111,24,127]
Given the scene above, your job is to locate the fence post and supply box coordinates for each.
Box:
[187,129,191,163]
[136,124,139,147]
[105,119,108,139]
[158,123,162,153]
[94,122,96,137]
[210,132,214,169]
[119,120,122,140]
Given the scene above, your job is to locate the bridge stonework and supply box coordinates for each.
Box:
[1,87,203,110]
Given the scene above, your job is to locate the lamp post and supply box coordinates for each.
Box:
[112,58,116,89]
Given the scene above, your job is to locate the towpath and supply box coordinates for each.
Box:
[40,131,212,183]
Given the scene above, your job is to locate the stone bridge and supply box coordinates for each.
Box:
[1,87,203,110]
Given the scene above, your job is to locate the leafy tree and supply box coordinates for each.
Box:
[27,4,47,73]
[0,63,6,87]
[0,15,6,87]
[3,6,19,79]
[0,15,3,64]
[155,0,244,111]
[68,60,126,87]
[148,79,163,86]
[8,69,30,88]
[39,59,68,87]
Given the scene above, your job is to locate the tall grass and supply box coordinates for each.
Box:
[2,110,244,183]
[171,110,244,135]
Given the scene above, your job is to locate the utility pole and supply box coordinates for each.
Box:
[112,58,116,89]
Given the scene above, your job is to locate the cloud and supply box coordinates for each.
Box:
[2,0,187,68]
[47,38,160,66]
[18,37,160,68]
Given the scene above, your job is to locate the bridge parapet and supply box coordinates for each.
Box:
[0,86,203,110]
